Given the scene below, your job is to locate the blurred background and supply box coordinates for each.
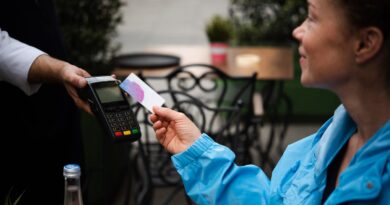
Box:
[54,0,340,204]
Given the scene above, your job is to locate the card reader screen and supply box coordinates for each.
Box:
[95,85,124,103]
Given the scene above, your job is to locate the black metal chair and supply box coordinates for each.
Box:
[246,80,293,175]
[129,64,258,205]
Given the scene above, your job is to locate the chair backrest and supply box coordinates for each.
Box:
[163,64,257,141]
[129,64,257,205]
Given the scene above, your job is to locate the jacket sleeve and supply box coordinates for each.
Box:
[172,134,271,205]
[0,28,44,95]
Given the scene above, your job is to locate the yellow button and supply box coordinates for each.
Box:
[123,130,131,135]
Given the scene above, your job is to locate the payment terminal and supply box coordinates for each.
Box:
[78,76,141,142]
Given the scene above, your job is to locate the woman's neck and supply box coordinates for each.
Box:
[338,83,390,142]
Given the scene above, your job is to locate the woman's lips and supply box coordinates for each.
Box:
[298,47,307,66]
[299,56,306,66]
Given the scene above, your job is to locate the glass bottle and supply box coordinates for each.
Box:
[63,164,84,205]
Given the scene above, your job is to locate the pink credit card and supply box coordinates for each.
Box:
[119,73,165,113]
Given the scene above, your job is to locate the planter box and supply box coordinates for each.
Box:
[224,46,294,80]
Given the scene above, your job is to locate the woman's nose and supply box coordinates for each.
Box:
[292,23,304,42]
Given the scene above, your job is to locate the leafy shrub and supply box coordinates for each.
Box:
[55,0,123,74]
[230,0,307,45]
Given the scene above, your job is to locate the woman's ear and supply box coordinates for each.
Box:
[354,27,384,64]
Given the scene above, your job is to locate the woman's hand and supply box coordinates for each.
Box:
[149,106,201,154]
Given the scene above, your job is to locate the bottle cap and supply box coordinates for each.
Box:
[63,164,81,177]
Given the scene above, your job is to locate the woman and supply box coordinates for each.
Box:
[150,0,390,204]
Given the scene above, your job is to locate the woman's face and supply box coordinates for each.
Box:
[293,0,357,90]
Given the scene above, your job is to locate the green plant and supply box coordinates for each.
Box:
[205,15,234,43]
[230,0,307,45]
[55,0,123,75]
[4,187,24,205]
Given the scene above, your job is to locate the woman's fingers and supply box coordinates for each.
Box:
[151,114,171,130]
[155,127,167,138]
[153,120,163,130]
[149,114,158,123]
[153,106,182,121]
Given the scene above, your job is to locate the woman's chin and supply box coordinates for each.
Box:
[301,78,330,90]
[300,75,312,87]
[300,76,318,88]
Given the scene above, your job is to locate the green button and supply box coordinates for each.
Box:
[132,128,139,134]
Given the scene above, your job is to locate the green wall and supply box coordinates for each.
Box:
[81,113,131,205]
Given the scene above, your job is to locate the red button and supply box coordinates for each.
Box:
[115,131,123,137]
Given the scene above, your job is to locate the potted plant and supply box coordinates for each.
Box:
[205,15,234,66]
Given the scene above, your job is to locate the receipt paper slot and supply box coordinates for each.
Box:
[78,76,141,142]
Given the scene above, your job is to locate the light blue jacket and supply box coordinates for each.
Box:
[171,105,390,204]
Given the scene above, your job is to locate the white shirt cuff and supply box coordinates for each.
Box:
[0,29,44,95]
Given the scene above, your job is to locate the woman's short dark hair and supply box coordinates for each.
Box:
[335,0,388,38]
[335,0,389,85]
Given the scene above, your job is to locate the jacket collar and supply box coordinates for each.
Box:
[351,118,390,164]
[314,104,390,173]
[329,118,390,204]
[313,105,390,204]
[314,105,356,175]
